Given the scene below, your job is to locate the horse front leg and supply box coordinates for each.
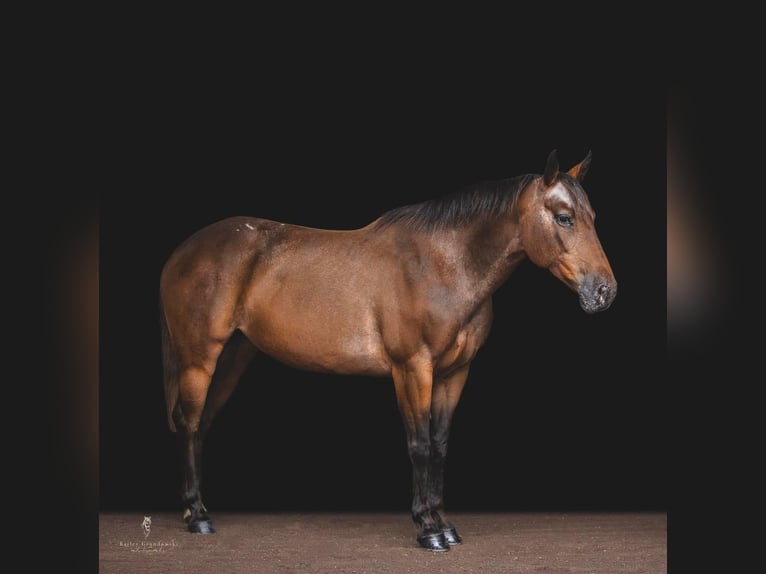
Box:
[392,358,450,552]
[429,364,470,546]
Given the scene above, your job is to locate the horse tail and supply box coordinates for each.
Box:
[159,295,179,432]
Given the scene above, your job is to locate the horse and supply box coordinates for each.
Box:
[159,150,617,551]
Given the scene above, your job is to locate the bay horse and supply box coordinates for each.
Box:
[159,150,617,551]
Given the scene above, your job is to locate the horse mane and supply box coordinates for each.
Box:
[372,173,537,233]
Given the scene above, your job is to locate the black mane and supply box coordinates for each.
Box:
[373,174,537,232]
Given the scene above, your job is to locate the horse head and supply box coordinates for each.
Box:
[518,150,617,313]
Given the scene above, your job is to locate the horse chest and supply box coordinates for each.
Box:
[432,309,492,375]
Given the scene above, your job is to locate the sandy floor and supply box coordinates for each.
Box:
[99,511,666,573]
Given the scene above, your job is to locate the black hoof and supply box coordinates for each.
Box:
[188,519,215,534]
[417,532,450,552]
[442,527,462,545]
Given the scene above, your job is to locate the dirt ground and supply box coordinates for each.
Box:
[99,511,666,573]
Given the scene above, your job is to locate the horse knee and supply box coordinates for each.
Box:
[431,439,448,461]
[407,441,430,465]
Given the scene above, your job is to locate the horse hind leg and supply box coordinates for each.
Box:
[201,330,257,434]
[176,359,217,534]
[173,334,230,534]
[178,421,213,533]
[174,332,258,534]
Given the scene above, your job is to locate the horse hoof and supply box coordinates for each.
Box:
[442,527,462,545]
[417,532,450,552]
[188,520,215,534]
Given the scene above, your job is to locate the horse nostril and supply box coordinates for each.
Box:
[596,283,610,303]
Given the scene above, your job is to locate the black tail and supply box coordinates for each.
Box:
[160,296,180,432]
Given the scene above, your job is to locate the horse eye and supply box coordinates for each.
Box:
[555,214,574,227]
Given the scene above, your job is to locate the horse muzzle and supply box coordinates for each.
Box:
[578,275,617,314]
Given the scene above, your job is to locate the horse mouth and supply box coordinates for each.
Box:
[578,280,617,314]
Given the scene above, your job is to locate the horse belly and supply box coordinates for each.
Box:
[240,293,390,377]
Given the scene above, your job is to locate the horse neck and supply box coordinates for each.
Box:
[464,217,527,294]
[426,216,527,299]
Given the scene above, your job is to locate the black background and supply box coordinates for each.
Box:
[101,61,665,515]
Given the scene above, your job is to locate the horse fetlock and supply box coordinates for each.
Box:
[412,509,440,534]
[183,499,210,522]
[428,507,449,528]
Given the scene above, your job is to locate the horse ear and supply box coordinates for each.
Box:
[543,149,559,187]
[567,150,592,182]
